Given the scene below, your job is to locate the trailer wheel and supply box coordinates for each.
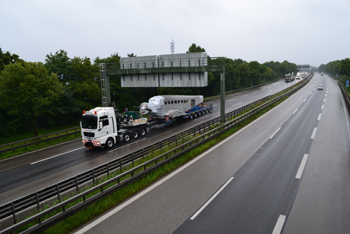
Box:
[132,129,139,139]
[198,111,202,117]
[190,114,194,120]
[194,112,198,118]
[106,138,114,148]
[140,127,147,136]
[124,132,131,142]
[203,109,207,114]
[122,116,129,123]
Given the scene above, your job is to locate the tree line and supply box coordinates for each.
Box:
[318,59,350,93]
[0,44,298,139]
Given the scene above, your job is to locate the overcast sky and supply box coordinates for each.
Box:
[1,0,349,67]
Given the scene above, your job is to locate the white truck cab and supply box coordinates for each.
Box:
[81,107,118,149]
[81,107,148,149]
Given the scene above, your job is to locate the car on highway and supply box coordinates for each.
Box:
[317,84,324,90]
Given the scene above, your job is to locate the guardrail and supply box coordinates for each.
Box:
[328,74,350,117]
[0,76,312,233]
[0,127,81,156]
[337,81,350,117]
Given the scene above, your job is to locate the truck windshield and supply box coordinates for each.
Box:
[81,115,98,129]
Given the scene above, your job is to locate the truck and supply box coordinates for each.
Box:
[81,95,213,149]
[81,107,148,149]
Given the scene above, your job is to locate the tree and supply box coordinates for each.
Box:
[44,49,72,85]
[187,43,206,53]
[70,57,100,109]
[0,48,23,71]
[0,62,63,136]
[127,53,137,57]
[339,58,350,76]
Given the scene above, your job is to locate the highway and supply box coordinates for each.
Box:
[74,74,350,234]
[0,79,294,204]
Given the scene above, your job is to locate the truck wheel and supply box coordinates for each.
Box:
[203,109,207,114]
[132,129,139,139]
[124,132,131,142]
[106,138,114,148]
[190,114,194,120]
[198,111,202,117]
[194,112,198,118]
[140,127,147,136]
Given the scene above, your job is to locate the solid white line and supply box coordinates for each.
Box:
[190,177,234,220]
[311,128,317,139]
[107,138,147,153]
[226,98,235,102]
[296,154,309,179]
[272,215,286,234]
[317,114,322,121]
[30,147,84,165]
[270,127,281,139]
[321,105,324,110]
[293,108,298,114]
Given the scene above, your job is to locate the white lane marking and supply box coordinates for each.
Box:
[296,154,309,179]
[233,102,242,106]
[190,177,234,220]
[253,91,258,93]
[325,94,327,97]
[241,94,248,97]
[311,128,317,139]
[321,105,324,110]
[272,215,286,234]
[107,138,148,153]
[30,147,84,165]
[270,127,281,139]
[317,114,322,121]
[213,104,218,107]
[226,98,235,102]
[293,108,298,114]
[324,98,326,102]
[303,98,307,102]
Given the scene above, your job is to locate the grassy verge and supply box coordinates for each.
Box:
[39,95,289,234]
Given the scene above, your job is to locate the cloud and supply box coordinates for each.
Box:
[1,0,349,67]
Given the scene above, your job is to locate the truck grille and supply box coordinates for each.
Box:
[84,132,95,137]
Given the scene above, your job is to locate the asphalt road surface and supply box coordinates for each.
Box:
[74,74,350,234]
[0,79,294,204]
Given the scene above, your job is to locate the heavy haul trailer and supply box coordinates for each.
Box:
[81,95,213,149]
[140,95,213,124]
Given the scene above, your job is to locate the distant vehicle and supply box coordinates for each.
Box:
[317,84,324,90]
